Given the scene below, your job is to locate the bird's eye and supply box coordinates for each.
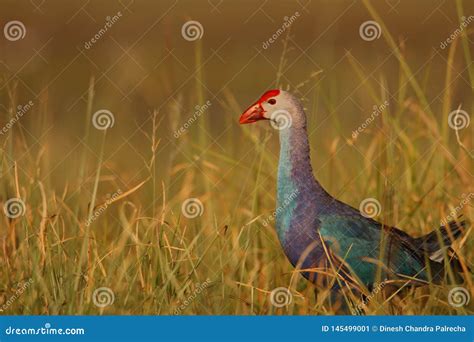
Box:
[268,99,276,105]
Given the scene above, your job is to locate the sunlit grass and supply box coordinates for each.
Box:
[0,1,473,316]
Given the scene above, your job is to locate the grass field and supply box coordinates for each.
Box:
[0,0,473,315]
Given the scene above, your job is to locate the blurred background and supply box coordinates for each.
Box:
[0,0,472,196]
[0,0,472,315]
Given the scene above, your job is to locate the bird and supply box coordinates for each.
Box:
[239,89,467,294]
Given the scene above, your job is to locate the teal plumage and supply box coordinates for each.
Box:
[240,89,467,290]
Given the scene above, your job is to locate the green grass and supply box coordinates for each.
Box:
[0,1,473,315]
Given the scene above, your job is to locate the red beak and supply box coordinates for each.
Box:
[239,102,266,124]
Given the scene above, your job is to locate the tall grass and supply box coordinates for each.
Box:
[0,1,472,315]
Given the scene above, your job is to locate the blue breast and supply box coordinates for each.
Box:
[275,127,326,276]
